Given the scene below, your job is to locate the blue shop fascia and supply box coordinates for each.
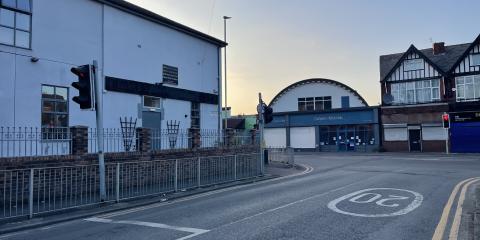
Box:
[266,107,381,152]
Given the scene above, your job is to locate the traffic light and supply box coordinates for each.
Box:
[442,113,450,129]
[71,65,94,110]
[263,105,273,124]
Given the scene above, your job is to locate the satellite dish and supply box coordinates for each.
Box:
[383,93,394,105]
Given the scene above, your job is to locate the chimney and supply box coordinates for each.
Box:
[433,42,446,55]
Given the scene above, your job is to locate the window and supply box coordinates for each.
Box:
[143,96,161,108]
[456,75,480,102]
[163,65,178,85]
[314,97,332,110]
[319,126,337,146]
[0,0,32,48]
[404,59,424,71]
[341,96,350,108]
[471,54,480,66]
[191,102,200,129]
[356,125,375,145]
[298,98,313,111]
[41,85,69,139]
[391,79,440,104]
[298,96,331,111]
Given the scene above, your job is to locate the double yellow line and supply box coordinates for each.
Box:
[432,177,480,240]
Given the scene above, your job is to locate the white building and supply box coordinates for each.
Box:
[0,0,226,132]
[265,79,380,152]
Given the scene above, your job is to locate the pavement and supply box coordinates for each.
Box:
[0,152,479,240]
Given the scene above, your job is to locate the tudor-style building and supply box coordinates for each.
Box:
[380,34,480,152]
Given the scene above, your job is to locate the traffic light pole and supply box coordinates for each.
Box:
[445,128,449,154]
[258,93,265,175]
[93,60,106,201]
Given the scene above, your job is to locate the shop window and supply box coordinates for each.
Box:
[319,126,337,146]
[41,85,69,139]
[356,125,374,145]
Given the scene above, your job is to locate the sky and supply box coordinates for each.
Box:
[126,0,480,115]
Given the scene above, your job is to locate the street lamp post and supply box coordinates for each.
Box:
[223,16,231,131]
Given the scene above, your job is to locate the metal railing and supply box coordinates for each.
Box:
[0,153,261,220]
[150,129,257,151]
[0,127,258,158]
[0,127,71,158]
[88,128,138,153]
[267,147,295,165]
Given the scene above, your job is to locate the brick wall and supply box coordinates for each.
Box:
[0,146,260,170]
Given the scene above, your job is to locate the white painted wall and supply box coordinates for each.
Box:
[162,99,191,130]
[0,52,15,126]
[264,128,287,148]
[103,5,219,94]
[422,127,446,140]
[270,82,366,112]
[0,0,221,131]
[384,127,408,141]
[290,127,316,148]
[201,104,219,130]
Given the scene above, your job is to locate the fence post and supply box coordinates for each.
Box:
[174,159,178,192]
[197,157,201,187]
[136,128,152,152]
[234,155,237,181]
[29,169,34,219]
[70,126,88,155]
[116,163,120,203]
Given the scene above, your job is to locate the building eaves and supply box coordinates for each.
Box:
[94,0,227,47]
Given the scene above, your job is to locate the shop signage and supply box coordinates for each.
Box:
[450,112,480,123]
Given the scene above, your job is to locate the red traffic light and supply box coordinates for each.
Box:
[442,114,449,121]
[442,113,450,129]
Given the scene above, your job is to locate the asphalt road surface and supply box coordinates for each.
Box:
[1,153,479,240]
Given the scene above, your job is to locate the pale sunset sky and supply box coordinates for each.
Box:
[127,0,479,115]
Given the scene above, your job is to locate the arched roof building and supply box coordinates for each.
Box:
[269,78,368,112]
[264,78,380,152]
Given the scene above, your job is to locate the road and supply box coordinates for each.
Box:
[1,153,479,240]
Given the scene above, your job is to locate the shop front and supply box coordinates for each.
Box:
[265,107,380,152]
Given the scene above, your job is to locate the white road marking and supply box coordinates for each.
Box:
[85,217,209,240]
[101,163,314,219]
[448,178,480,240]
[431,177,480,240]
[216,175,379,229]
[327,188,423,217]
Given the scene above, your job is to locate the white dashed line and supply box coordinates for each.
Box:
[85,217,209,240]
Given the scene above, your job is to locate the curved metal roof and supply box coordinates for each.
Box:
[268,78,369,107]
